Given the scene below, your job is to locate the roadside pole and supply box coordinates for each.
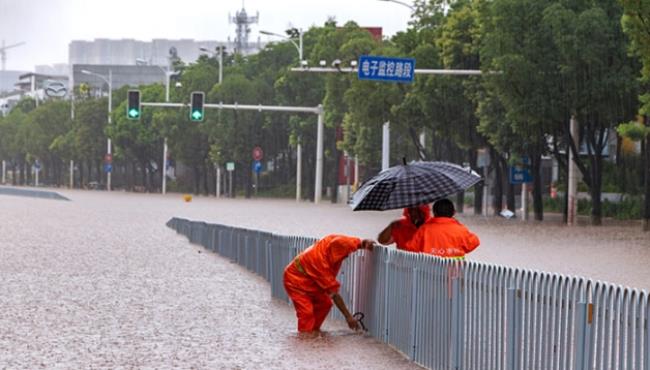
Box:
[69,160,74,188]
[568,116,579,226]
[521,183,528,221]
[296,142,302,201]
[382,121,390,170]
[216,164,221,198]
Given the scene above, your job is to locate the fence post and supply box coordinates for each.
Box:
[383,250,391,343]
[506,284,518,370]
[409,266,419,360]
[574,283,591,370]
[450,264,462,370]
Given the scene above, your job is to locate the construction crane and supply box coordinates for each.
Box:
[1,40,26,71]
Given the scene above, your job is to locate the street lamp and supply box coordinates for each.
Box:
[199,45,226,198]
[135,58,176,102]
[81,69,113,191]
[377,0,415,10]
[200,46,224,84]
[259,28,303,64]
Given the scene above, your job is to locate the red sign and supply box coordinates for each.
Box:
[104,153,113,163]
[252,146,263,161]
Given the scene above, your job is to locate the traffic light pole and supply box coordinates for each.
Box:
[140,101,325,204]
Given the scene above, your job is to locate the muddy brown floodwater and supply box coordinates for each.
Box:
[1,189,648,368]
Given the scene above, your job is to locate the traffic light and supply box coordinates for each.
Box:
[127,90,141,120]
[190,91,205,122]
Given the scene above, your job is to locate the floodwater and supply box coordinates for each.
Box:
[0,190,422,369]
[1,189,649,368]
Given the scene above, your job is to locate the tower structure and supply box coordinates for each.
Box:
[229,3,259,54]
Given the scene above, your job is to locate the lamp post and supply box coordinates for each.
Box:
[199,46,225,197]
[259,28,303,64]
[259,29,305,200]
[81,69,112,191]
[199,46,224,84]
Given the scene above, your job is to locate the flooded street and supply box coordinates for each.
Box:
[1,189,649,368]
[0,190,421,369]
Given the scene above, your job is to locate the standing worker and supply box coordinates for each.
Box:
[407,199,480,258]
[377,205,431,252]
[283,234,374,334]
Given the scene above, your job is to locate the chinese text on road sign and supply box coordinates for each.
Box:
[358,55,416,83]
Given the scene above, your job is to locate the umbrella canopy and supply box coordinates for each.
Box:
[350,161,482,211]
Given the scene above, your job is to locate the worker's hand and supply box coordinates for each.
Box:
[346,315,361,331]
[360,239,375,251]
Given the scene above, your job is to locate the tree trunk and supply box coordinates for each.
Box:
[590,154,603,226]
[456,192,465,214]
[202,162,209,195]
[245,159,252,198]
[470,149,482,215]
[130,162,137,191]
[192,166,200,195]
[19,161,25,185]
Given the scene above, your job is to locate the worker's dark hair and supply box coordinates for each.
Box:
[433,198,455,217]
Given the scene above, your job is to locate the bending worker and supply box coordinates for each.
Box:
[406,198,480,258]
[377,205,431,252]
[283,234,374,334]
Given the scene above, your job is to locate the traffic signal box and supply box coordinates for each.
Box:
[127,90,141,120]
[190,92,205,122]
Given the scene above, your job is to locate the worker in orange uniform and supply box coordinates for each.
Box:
[283,234,375,334]
[406,199,480,258]
[377,205,431,252]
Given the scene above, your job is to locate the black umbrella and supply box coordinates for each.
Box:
[349,161,482,211]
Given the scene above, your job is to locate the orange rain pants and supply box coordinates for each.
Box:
[282,235,361,332]
[283,263,333,332]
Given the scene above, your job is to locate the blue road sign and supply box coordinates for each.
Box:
[104,163,112,173]
[358,55,416,83]
[253,160,262,174]
[509,157,532,184]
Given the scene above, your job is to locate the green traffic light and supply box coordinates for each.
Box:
[128,108,140,118]
[192,110,203,121]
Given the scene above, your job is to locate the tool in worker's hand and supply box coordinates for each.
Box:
[353,312,367,332]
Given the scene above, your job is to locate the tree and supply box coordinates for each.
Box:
[543,0,638,225]
[621,0,650,230]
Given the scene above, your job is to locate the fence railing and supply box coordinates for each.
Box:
[167,217,650,370]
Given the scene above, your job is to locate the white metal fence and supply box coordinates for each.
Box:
[167,217,650,370]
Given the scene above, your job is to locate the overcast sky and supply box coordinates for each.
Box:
[0,0,413,71]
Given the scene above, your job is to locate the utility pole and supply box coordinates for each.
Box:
[296,142,302,201]
[567,116,579,226]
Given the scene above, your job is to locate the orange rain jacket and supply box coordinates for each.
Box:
[391,205,432,252]
[406,217,480,258]
[283,234,362,332]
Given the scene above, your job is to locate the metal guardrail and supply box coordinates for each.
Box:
[166,217,650,370]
